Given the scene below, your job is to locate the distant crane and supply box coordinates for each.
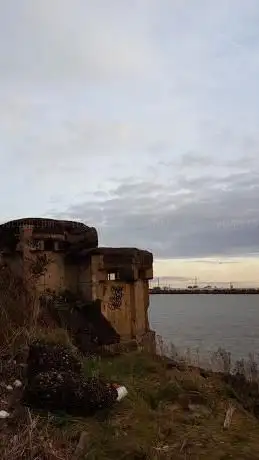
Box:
[187,276,199,289]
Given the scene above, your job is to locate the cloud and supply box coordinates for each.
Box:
[0,0,258,271]
[0,0,161,84]
[180,152,214,168]
[189,259,241,265]
[151,276,191,283]
[50,168,259,259]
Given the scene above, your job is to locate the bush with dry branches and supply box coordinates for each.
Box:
[0,254,50,355]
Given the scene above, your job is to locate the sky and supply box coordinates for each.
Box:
[1,0,259,287]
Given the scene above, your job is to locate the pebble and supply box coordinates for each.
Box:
[6,385,13,391]
[116,386,128,402]
[0,410,10,419]
[13,380,22,388]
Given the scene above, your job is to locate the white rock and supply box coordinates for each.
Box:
[6,385,13,391]
[13,380,22,388]
[0,410,10,419]
[116,386,128,402]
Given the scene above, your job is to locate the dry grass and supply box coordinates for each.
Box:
[0,256,50,356]
[1,262,259,459]
[82,352,259,459]
[2,345,259,459]
[52,351,259,459]
[0,409,74,460]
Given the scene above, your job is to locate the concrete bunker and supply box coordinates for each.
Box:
[0,218,154,351]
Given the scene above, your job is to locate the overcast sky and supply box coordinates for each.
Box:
[1,0,259,286]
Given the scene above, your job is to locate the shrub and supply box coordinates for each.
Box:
[0,255,50,355]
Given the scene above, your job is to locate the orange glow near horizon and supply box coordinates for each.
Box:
[152,256,259,288]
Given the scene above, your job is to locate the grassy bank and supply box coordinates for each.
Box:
[2,346,259,459]
[1,264,259,459]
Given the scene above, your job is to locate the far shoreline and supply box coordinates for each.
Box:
[149,288,259,295]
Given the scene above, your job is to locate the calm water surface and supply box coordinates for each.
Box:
[149,294,259,362]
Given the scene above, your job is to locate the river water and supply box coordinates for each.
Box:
[149,294,259,364]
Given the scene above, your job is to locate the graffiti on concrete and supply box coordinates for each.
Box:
[108,285,123,310]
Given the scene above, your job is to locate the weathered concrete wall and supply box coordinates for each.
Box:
[78,260,92,300]
[87,253,151,340]
[143,279,150,332]
[88,254,132,339]
[39,253,65,292]
[0,218,153,345]
[64,264,78,294]
[98,280,150,340]
[91,254,104,301]
[101,281,132,340]
[133,279,148,336]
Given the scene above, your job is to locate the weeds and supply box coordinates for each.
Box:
[0,255,50,355]
[155,335,259,383]
[142,381,182,410]
[1,263,259,458]
[1,409,73,460]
